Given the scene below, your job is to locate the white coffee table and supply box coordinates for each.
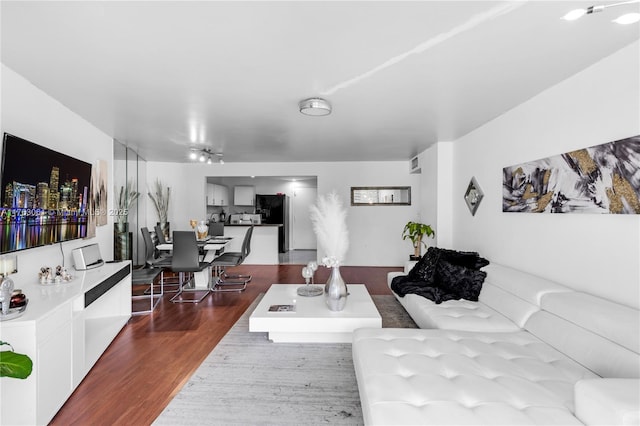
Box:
[249,284,382,343]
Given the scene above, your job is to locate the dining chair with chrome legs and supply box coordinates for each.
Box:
[210,225,253,292]
[141,226,179,294]
[169,231,212,303]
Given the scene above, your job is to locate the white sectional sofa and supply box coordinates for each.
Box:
[352,262,640,425]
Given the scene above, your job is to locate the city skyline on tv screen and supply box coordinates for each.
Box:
[0,133,92,253]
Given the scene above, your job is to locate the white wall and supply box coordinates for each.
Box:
[146,161,420,266]
[450,42,640,308]
[1,64,114,282]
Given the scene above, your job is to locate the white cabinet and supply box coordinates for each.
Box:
[234,186,255,206]
[207,183,229,206]
[0,262,131,426]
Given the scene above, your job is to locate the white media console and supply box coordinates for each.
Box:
[0,261,132,425]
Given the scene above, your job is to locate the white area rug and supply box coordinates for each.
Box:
[154,295,415,426]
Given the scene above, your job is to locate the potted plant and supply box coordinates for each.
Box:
[148,179,171,241]
[0,341,33,379]
[402,221,435,260]
[114,181,139,261]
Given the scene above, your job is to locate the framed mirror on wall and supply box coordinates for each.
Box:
[350,186,411,206]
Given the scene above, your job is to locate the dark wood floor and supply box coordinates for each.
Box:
[50,264,400,426]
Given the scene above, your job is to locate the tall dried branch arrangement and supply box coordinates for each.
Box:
[309,191,349,267]
[115,180,140,225]
[148,179,170,223]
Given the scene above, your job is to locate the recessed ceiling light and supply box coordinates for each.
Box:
[299,98,331,116]
[189,151,197,160]
[562,1,640,21]
[562,8,588,20]
[613,12,640,24]
[199,154,205,162]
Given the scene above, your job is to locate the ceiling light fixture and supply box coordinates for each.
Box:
[189,148,224,164]
[299,97,332,116]
[562,0,640,23]
[613,12,640,24]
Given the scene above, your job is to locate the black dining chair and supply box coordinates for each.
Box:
[210,225,253,292]
[131,267,164,315]
[141,227,172,269]
[169,231,212,303]
[208,222,224,237]
[141,226,178,294]
[154,224,169,245]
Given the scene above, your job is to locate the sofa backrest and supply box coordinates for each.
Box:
[479,263,572,327]
[524,291,640,379]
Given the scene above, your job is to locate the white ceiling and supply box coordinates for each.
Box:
[2,1,638,163]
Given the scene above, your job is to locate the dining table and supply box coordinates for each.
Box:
[156,236,232,263]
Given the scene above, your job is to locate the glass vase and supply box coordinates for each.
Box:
[325,266,348,311]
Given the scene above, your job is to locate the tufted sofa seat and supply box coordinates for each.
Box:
[353,328,595,425]
[353,262,640,425]
[387,262,572,331]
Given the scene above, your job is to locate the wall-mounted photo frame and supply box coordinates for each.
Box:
[464,177,483,216]
[350,186,411,206]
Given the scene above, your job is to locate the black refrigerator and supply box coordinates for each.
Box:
[255,194,288,253]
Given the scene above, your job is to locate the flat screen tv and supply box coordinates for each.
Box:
[0,133,92,254]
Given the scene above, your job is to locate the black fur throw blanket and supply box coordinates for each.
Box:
[391,247,490,304]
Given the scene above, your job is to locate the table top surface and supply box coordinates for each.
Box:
[157,238,231,251]
[250,284,381,320]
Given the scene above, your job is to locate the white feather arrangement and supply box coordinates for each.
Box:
[309,191,349,268]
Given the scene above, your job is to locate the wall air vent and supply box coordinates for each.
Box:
[410,155,421,174]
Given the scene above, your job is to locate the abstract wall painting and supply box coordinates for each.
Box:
[86,159,108,238]
[503,135,640,214]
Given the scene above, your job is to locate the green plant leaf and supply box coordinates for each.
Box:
[0,350,33,379]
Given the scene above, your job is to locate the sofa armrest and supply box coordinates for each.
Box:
[575,379,640,425]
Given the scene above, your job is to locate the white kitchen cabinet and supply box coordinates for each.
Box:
[207,183,229,206]
[234,186,255,206]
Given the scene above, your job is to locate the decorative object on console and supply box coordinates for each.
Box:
[309,191,349,311]
[0,254,17,314]
[38,265,73,284]
[464,177,484,216]
[148,179,171,240]
[0,341,33,379]
[297,261,323,297]
[503,135,640,214]
[402,221,435,260]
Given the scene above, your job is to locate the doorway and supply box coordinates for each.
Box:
[291,186,317,250]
